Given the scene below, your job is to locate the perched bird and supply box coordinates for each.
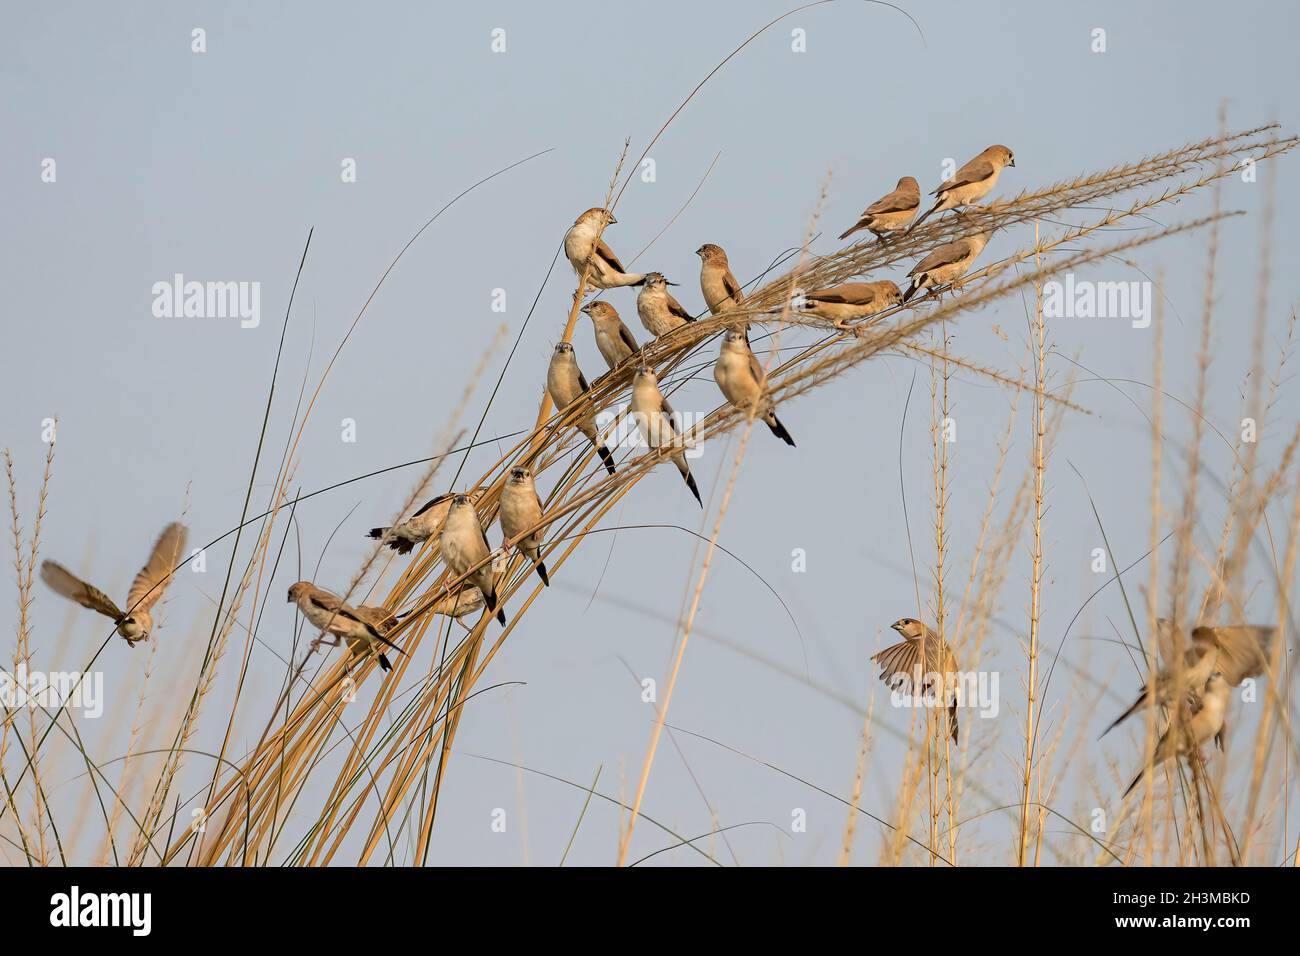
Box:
[440,494,507,624]
[696,243,746,315]
[547,341,617,475]
[630,365,702,507]
[911,145,1015,232]
[636,272,695,338]
[713,329,795,446]
[499,466,550,587]
[429,586,489,621]
[1123,672,1229,797]
[871,618,961,742]
[41,521,188,646]
[563,208,645,289]
[799,280,903,334]
[582,300,641,371]
[368,490,475,556]
[902,232,991,303]
[1102,623,1273,738]
[838,176,921,242]
[286,582,404,672]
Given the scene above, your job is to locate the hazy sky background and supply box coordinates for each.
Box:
[3,0,1298,865]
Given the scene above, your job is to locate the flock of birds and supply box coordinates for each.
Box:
[33,143,1274,799]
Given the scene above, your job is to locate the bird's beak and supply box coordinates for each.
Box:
[1008,158,1016,167]
[665,280,680,287]
[580,304,590,314]
[608,214,618,225]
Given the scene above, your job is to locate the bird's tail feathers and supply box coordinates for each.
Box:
[596,443,617,475]
[535,560,550,587]
[909,200,941,233]
[1100,689,1149,739]
[838,221,865,241]
[902,281,921,303]
[766,412,796,447]
[677,460,702,507]
[378,653,392,672]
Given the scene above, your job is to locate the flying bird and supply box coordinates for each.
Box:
[696,243,746,315]
[902,232,991,302]
[799,280,903,334]
[1123,672,1230,797]
[547,341,617,475]
[286,581,405,672]
[581,300,640,371]
[713,329,795,446]
[440,494,507,624]
[871,617,961,742]
[911,145,1015,232]
[630,365,702,506]
[838,176,921,242]
[1102,623,1273,738]
[563,208,645,289]
[636,272,695,338]
[41,521,188,646]
[499,466,550,587]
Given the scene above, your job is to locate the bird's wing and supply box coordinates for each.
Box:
[126,522,188,613]
[667,292,694,323]
[723,268,744,304]
[746,347,765,385]
[805,286,855,304]
[411,492,454,519]
[934,159,995,195]
[909,240,970,276]
[594,237,628,275]
[1196,625,1273,684]
[576,368,590,392]
[40,561,124,620]
[872,637,921,686]
[354,605,397,634]
[867,188,919,215]
[617,321,640,354]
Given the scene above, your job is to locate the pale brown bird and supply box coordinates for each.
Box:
[1123,672,1229,797]
[696,243,745,315]
[429,586,488,621]
[630,365,702,506]
[41,522,188,646]
[713,329,794,446]
[911,145,1015,231]
[1103,623,1273,738]
[368,490,475,555]
[581,300,640,371]
[871,617,961,741]
[636,272,695,338]
[440,495,507,624]
[902,232,991,302]
[547,341,617,475]
[287,582,405,672]
[799,280,903,334]
[563,208,645,289]
[499,466,550,587]
[838,176,921,242]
